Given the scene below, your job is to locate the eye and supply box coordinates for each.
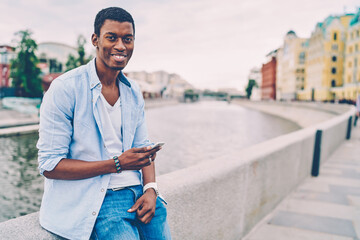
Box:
[106,36,116,41]
[123,37,134,44]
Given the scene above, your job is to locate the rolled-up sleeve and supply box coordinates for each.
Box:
[37,79,74,175]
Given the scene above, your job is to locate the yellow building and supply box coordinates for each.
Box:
[341,10,360,101]
[299,14,354,101]
[276,31,307,100]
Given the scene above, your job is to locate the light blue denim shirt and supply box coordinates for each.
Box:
[37,58,151,240]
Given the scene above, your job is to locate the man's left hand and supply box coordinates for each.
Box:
[128,188,157,224]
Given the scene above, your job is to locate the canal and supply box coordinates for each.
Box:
[0,101,301,222]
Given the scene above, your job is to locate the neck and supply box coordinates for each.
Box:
[95,59,121,87]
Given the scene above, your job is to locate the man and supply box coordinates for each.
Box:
[37,7,171,240]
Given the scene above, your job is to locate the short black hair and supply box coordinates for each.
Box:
[94,7,135,36]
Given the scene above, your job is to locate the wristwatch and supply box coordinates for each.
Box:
[143,182,159,197]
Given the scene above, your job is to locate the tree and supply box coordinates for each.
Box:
[10,30,43,98]
[245,79,258,99]
[65,35,92,71]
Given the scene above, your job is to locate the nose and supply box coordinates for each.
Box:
[114,39,126,51]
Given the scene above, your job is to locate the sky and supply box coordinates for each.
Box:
[0,0,359,91]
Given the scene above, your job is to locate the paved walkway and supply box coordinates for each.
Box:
[0,101,39,128]
[244,125,360,239]
[0,101,39,136]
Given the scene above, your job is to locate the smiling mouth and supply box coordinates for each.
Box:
[111,54,127,61]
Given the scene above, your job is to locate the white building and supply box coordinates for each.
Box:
[37,42,77,74]
[126,71,193,99]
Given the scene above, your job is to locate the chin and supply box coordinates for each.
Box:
[110,64,126,71]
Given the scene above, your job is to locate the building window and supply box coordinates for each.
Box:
[356,44,359,52]
[349,61,352,68]
[349,46,353,53]
[332,56,337,62]
[357,30,360,38]
[333,32,337,41]
[331,67,336,74]
[331,80,336,87]
[299,52,305,64]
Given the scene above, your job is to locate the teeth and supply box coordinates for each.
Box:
[113,55,125,60]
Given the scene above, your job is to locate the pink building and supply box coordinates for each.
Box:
[0,45,15,88]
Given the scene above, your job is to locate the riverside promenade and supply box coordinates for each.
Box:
[244,125,360,239]
[0,100,357,239]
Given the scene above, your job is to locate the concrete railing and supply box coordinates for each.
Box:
[0,102,356,240]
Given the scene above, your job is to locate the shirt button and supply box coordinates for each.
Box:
[92,211,96,216]
[91,83,94,87]
[101,188,105,192]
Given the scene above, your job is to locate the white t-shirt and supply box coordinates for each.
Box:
[98,93,141,189]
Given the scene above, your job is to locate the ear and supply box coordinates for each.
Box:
[91,33,98,48]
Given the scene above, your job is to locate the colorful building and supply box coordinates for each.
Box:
[276,31,307,101]
[342,10,360,101]
[298,14,354,101]
[261,50,277,100]
[0,45,15,88]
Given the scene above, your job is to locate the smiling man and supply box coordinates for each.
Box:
[37,7,171,240]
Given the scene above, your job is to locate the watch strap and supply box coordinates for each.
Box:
[143,182,159,197]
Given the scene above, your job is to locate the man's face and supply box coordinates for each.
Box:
[92,20,134,72]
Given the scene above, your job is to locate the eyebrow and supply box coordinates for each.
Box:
[104,32,134,37]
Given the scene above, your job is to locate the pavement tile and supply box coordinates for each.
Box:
[330,184,360,196]
[348,195,360,207]
[320,168,343,176]
[297,181,330,193]
[245,224,353,240]
[322,169,360,180]
[325,163,360,171]
[269,211,357,238]
[278,198,357,220]
[293,190,349,205]
[314,176,360,188]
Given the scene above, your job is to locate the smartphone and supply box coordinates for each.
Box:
[151,142,165,149]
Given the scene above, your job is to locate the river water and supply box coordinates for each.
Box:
[0,101,300,222]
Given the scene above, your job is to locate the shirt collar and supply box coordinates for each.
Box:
[88,58,132,89]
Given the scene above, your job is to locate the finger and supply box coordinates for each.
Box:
[132,146,152,153]
[145,213,155,224]
[147,147,161,156]
[139,211,155,224]
[138,208,152,221]
[137,207,147,219]
[128,198,143,213]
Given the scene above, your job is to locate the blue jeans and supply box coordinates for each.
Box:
[90,185,171,240]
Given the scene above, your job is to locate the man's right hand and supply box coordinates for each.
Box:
[118,146,161,171]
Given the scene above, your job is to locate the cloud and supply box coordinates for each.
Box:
[1,0,359,90]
